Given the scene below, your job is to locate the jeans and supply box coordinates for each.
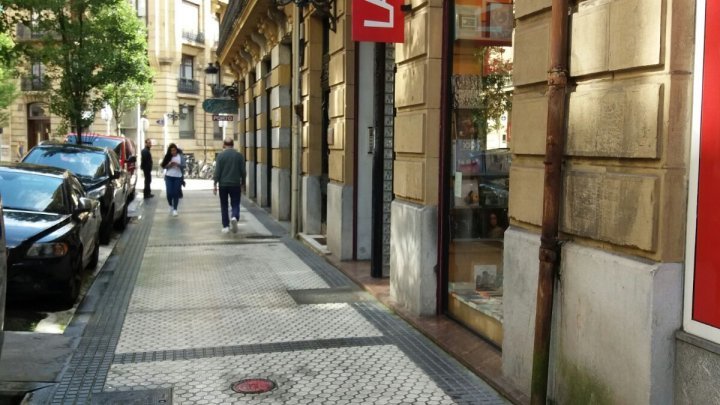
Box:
[164,176,182,209]
[219,185,241,227]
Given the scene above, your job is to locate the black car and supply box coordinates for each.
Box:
[0,163,101,305]
[0,194,6,354]
[65,133,138,199]
[22,143,130,244]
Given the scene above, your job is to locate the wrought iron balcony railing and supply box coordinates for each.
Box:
[21,76,48,91]
[177,78,200,94]
[181,30,205,44]
[217,0,249,56]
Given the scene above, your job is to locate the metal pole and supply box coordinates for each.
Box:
[163,116,169,152]
[203,74,208,162]
[530,0,569,403]
[290,6,301,237]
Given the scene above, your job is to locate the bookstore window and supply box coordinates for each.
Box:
[447,0,513,347]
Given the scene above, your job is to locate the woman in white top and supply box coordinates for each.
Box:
[160,143,185,216]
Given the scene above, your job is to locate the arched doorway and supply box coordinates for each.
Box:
[27,103,50,149]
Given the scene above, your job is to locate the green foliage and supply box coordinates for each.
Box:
[0,33,17,127]
[0,0,153,137]
[476,47,513,134]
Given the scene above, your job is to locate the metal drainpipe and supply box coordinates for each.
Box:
[530,0,570,404]
[290,6,301,237]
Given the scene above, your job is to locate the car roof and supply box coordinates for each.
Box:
[0,161,70,179]
[66,133,130,144]
[32,142,107,154]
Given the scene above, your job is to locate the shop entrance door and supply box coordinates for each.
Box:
[27,103,50,150]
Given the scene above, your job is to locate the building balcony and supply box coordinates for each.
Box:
[21,76,49,91]
[178,78,200,94]
[181,30,205,44]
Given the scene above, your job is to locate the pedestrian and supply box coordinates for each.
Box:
[161,143,185,217]
[213,137,246,233]
[141,138,154,199]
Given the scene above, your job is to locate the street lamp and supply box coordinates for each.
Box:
[166,104,188,124]
[203,63,217,162]
[204,63,239,99]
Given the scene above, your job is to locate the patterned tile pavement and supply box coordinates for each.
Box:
[50,188,510,404]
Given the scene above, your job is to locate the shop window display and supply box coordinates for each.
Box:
[447,0,512,346]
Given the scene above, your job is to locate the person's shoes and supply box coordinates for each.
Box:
[172,210,178,217]
[221,227,230,234]
[230,217,238,233]
[169,206,173,214]
[144,194,154,199]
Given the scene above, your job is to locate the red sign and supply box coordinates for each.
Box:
[694,0,720,329]
[352,0,404,43]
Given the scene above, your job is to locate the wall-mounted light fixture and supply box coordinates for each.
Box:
[274,0,337,32]
[166,103,189,124]
[204,63,239,99]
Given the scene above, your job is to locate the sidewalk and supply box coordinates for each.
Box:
[18,182,510,404]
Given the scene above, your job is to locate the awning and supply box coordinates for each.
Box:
[202,98,238,114]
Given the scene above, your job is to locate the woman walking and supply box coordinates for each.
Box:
[161,143,185,216]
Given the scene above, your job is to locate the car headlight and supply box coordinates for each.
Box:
[27,242,69,258]
[87,185,107,200]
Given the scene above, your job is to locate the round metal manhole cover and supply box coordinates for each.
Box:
[231,378,277,394]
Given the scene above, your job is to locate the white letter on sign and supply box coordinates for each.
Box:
[363,0,394,28]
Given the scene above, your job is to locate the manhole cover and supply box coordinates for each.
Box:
[231,378,277,394]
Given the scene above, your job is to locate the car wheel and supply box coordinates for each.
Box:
[60,251,82,307]
[87,239,100,270]
[100,207,114,244]
[114,203,129,231]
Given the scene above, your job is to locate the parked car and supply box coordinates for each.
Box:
[65,133,138,199]
[22,143,131,244]
[0,194,6,354]
[0,163,101,305]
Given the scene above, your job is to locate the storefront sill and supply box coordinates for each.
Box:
[676,330,720,355]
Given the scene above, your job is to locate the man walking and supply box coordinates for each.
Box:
[141,138,154,199]
[213,137,246,233]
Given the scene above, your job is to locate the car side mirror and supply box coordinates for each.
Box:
[76,197,99,214]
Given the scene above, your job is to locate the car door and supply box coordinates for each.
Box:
[68,175,98,264]
[107,151,128,218]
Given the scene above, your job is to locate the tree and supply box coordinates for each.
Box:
[0,0,153,138]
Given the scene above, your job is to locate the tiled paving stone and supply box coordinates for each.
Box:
[53,191,509,404]
[104,345,468,404]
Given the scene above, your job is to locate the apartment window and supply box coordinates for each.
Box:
[134,0,147,17]
[213,120,223,140]
[181,1,200,38]
[179,106,195,139]
[180,55,194,79]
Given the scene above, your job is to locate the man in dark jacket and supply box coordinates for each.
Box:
[213,137,246,233]
[141,138,154,199]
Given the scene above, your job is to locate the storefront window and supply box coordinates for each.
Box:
[447,0,513,347]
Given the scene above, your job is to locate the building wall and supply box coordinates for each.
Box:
[390,0,444,315]
[326,0,354,259]
[503,0,693,402]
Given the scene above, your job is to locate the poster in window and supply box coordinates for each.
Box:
[455,1,513,45]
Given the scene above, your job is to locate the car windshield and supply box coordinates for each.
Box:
[0,171,65,213]
[23,149,106,178]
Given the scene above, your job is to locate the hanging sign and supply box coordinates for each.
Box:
[352,0,404,43]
